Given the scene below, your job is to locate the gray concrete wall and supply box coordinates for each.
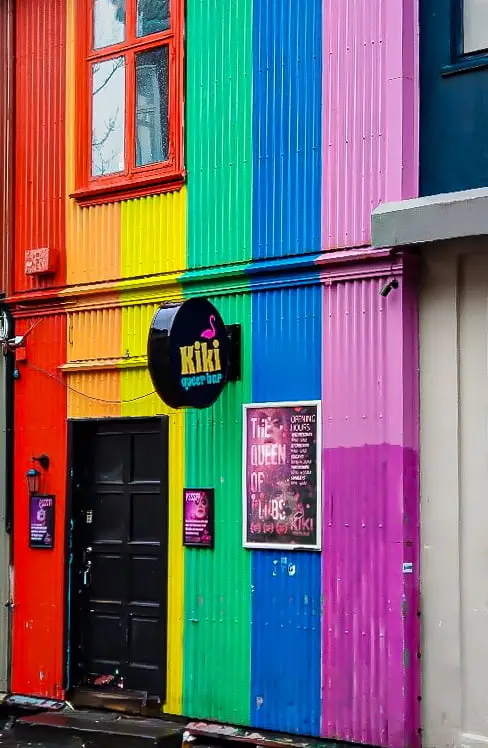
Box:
[420,238,488,748]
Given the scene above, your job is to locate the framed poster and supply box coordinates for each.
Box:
[243,401,321,550]
[29,494,55,549]
[183,488,214,548]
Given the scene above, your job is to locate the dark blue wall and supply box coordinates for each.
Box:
[421,0,488,196]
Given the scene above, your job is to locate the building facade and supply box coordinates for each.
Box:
[3,1,419,747]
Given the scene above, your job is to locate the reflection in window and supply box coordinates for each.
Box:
[463,0,488,53]
[91,57,125,177]
[135,47,169,167]
[137,0,170,37]
[94,0,126,49]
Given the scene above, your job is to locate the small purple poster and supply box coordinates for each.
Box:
[29,494,55,549]
[183,489,214,548]
[243,402,322,550]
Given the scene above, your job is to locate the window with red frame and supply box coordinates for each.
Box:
[75,0,184,204]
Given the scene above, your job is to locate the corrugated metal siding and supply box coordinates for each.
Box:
[122,302,159,359]
[121,302,185,716]
[121,190,187,279]
[186,0,252,269]
[67,371,121,419]
[0,0,13,293]
[66,306,122,419]
[65,0,121,286]
[12,313,67,698]
[322,0,418,251]
[322,0,386,250]
[67,203,121,286]
[321,273,420,748]
[15,0,66,293]
[250,284,322,736]
[253,0,322,260]
[183,293,252,723]
[67,307,122,363]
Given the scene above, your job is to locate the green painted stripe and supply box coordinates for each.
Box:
[182,292,252,723]
[186,0,253,269]
[183,0,253,721]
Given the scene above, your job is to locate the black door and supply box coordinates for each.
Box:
[69,417,168,698]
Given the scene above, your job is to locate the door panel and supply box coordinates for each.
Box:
[69,418,168,698]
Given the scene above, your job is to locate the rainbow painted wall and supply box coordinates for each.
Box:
[7,1,421,747]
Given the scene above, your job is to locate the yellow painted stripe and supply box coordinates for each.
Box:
[120,188,187,280]
[120,300,185,715]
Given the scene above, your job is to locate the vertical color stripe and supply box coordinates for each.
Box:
[186,0,253,269]
[321,267,420,748]
[250,0,323,734]
[15,0,66,294]
[322,0,418,252]
[66,0,122,286]
[183,0,253,720]
[120,298,186,715]
[121,189,187,280]
[183,293,252,723]
[66,303,122,419]
[249,285,322,736]
[253,0,322,260]
[12,314,67,698]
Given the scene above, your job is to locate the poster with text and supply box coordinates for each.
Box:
[243,402,321,550]
[183,488,214,548]
[29,494,55,549]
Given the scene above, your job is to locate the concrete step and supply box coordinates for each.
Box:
[13,709,184,748]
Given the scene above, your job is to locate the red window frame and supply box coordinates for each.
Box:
[73,0,184,205]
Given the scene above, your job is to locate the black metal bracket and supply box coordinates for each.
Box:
[225,324,241,382]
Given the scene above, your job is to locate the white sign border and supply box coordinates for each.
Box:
[242,400,322,551]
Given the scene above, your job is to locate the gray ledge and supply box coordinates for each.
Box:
[372,187,488,248]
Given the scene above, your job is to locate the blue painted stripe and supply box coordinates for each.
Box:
[252,0,323,260]
[249,285,322,736]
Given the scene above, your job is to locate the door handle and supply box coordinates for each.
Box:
[82,559,92,587]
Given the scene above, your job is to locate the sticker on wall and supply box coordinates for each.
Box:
[147,298,231,409]
[183,488,214,548]
[29,494,55,549]
[242,402,322,550]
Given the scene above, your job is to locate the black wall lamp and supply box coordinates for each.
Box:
[26,468,41,495]
[26,454,50,495]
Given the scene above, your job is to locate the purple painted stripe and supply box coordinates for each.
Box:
[321,260,420,748]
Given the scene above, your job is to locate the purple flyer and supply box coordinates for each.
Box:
[183,489,214,548]
[29,494,55,549]
[243,402,321,550]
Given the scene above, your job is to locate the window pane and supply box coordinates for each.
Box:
[464,0,488,53]
[135,46,169,167]
[94,0,126,49]
[137,0,170,37]
[91,57,126,177]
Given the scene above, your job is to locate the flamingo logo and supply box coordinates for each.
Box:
[201,315,216,340]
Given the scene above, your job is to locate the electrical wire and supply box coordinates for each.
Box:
[25,362,156,405]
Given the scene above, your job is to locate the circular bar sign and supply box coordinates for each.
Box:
[148,298,230,409]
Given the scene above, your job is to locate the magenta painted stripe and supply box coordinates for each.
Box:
[321,0,419,252]
[320,259,420,748]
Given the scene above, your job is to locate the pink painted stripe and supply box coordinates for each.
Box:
[321,0,419,252]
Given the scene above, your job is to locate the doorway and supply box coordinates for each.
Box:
[68,417,169,700]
